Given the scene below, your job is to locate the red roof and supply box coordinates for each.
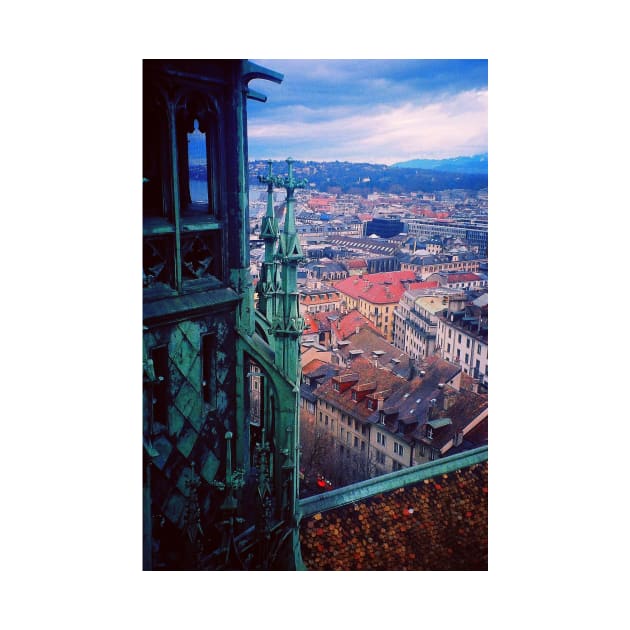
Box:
[302,358,328,376]
[345,259,368,270]
[303,313,318,334]
[441,272,482,283]
[334,270,417,304]
[407,280,439,290]
[334,309,382,340]
[307,197,332,208]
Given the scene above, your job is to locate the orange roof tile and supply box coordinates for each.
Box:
[302,358,328,376]
[334,271,417,304]
[334,309,382,340]
[299,458,488,570]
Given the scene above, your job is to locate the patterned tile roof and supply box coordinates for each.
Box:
[298,447,488,570]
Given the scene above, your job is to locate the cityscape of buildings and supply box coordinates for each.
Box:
[142,59,488,571]
[245,178,488,496]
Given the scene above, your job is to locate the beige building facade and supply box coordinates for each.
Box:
[437,314,488,388]
[393,288,467,360]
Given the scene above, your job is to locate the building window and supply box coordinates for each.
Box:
[465,353,469,364]
[466,338,471,348]
[376,451,386,464]
[447,343,451,353]
[377,432,386,447]
[319,412,322,423]
[392,461,402,472]
[430,449,437,461]
[394,443,404,457]
[341,428,344,440]
[458,334,462,344]
[426,426,433,439]
[355,420,360,431]
[448,329,452,338]
[333,381,340,392]
[325,415,329,426]
[354,436,359,448]
[361,440,366,451]
[362,424,367,436]
[187,119,208,204]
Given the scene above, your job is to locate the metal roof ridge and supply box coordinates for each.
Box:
[297,446,488,518]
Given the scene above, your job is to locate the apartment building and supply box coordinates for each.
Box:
[400,253,486,280]
[436,294,488,388]
[333,271,417,342]
[393,287,467,360]
[312,355,468,480]
[425,271,487,291]
[299,281,342,315]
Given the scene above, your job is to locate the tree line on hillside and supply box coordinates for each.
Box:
[248,160,487,195]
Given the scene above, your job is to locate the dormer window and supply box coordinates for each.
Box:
[426,426,433,440]
[352,390,358,402]
[367,398,375,410]
[333,381,340,392]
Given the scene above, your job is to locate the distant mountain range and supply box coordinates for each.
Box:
[392,153,488,175]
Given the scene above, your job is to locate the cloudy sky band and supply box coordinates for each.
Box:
[247,59,488,165]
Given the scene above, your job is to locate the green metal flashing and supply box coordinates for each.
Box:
[143,287,240,325]
[427,418,453,429]
[297,446,488,518]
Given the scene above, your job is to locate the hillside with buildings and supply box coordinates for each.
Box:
[248,159,488,194]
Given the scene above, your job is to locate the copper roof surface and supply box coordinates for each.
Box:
[298,448,488,570]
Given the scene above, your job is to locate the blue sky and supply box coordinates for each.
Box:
[247,59,487,165]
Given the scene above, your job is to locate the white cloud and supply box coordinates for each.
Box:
[248,89,488,164]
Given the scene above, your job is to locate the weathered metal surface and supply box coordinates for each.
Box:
[143,60,310,570]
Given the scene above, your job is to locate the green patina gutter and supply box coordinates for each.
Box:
[297,445,488,519]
